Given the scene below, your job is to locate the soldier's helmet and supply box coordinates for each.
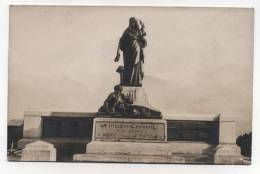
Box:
[114,85,122,92]
[129,17,138,24]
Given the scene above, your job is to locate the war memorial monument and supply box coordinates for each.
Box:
[13,17,245,164]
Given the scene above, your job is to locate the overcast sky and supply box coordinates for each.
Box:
[8,6,253,135]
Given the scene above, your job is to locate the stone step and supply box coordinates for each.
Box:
[172,153,214,164]
[80,141,216,164]
[74,153,186,164]
[86,141,214,156]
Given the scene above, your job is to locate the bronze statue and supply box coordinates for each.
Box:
[98,85,133,115]
[98,18,161,118]
[98,85,161,118]
[114,17,147,87]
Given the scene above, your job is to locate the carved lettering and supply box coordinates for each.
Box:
[94,119,166,142]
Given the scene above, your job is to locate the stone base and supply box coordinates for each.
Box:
[21,140,56,161]
[214,144,243,164]
[121,86,160,113]
[74,153,185,163]
[73,141,214,164]
[86,141,212,155]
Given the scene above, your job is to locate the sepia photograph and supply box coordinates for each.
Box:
[7,5,254,164]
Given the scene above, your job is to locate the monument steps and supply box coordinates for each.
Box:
[74,140,216,164]
[170,153,214,164]
[85,141,214,155]
[74,153,186,163]
[170,143,216,163]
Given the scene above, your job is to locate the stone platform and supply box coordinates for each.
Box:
[15,111,245,164]
[74,153,185,164]
[74,117,174,163]
[73,115,244,164]
[21,140,56,161]
[73,141,215,163]
[73,117,215,163]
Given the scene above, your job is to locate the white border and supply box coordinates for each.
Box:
[4,0,256,7]
[0,1,259,174]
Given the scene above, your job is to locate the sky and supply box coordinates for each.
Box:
[8,6,254,135]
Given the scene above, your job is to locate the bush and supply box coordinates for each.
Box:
[236,132,252,157]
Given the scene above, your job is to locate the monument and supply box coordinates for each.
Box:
[13,17,245,164]
[74,17,186,163]
[73,17,244,164]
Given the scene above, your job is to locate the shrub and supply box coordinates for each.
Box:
[236,132,252,157]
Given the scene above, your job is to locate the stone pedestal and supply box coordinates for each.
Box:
[74,117,186,163]
[214,144,243,164]
[214,115,243,164]
[21,140,56,161]
[73,141,186,163]
[73,140,218,163]
[23,112,43,138]
[121,86,160,112]
[218,116,236,144]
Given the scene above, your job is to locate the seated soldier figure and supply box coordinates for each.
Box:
[98,85,133,115]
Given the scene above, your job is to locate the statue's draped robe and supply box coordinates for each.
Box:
[119,28,146,86]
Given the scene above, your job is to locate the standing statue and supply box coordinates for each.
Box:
[114,17,147,87]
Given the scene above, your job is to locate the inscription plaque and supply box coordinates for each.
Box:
[93,118,167,142]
